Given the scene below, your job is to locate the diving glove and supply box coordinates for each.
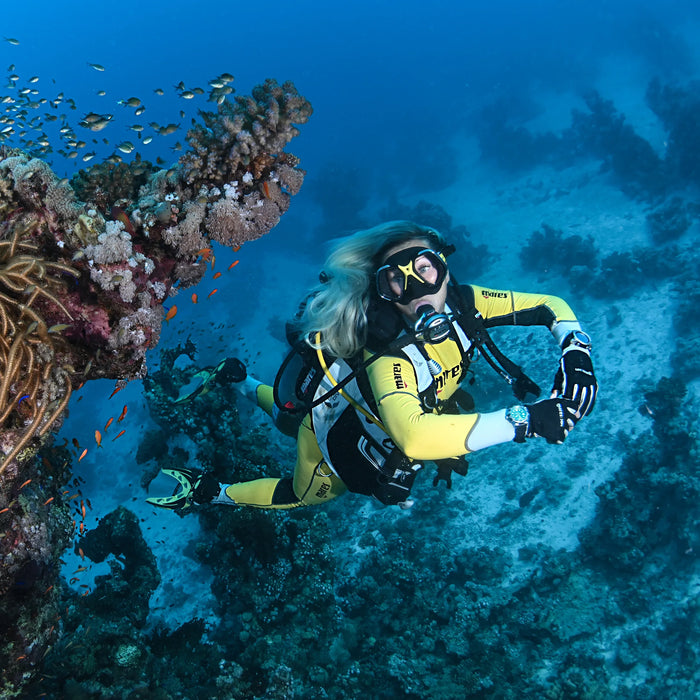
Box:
[432,457,469,489]
[553,332,597,418]
[526,398,579,444]
[146,467,221,510]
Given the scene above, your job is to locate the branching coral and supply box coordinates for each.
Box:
[0,219,77,474]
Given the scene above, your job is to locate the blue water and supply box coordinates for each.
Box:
[4,1,700,697]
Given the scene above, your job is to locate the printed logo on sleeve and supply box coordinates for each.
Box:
[481,289,508,299]
[393,363,406,390]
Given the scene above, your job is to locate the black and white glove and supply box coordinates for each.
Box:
[552,334,597,418]
[526,398,579,444]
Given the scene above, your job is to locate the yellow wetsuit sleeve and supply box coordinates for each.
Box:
[469,285,578,329]
[367,352,478,461]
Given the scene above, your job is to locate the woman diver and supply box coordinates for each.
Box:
[148,221,597,510]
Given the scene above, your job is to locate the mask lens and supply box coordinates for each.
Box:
[376,248,447,303]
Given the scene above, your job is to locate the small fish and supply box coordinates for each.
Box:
[79,522,84,535]
[112,429,125,442]
[69,577,79,584]
[43,497,54,506]
[0,507,10,514]
[94,430,102,447]
[87,63,105,71]
[191,293,198,304]
[195,247,212,260]
[78,548,85,560]
[117,141,134,153]
[110,205,135,235]
[43,585,54,595]
[142,136,153,145]
[263,181,271,198]
[78,448,88,462]
[154,88,164,96]
[118,97,141,108]
[19,478,32,490]
[81,501,86,519]
[228,260,240,270]
[73,566,87,574]
[213,271,221,279]
[48,323,70,333]
[4,38,20,46]
[165,306,178,322]
[180,91,195,99]
[117,405,127,422]
[208,289,218,299]
[104,417,114,431]
[109,384,124,399]
[72,250,85,261]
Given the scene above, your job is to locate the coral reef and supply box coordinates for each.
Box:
[474,79,700,202]
[519,222,685,298]
[23,349,700,698]
[646,196,692,244]
[520,222,598,281]
[0,76,311,695]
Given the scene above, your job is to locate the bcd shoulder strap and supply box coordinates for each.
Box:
[449,284,541,401]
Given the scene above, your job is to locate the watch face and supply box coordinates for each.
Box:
[508,405,529,424]
[572,330,592,347]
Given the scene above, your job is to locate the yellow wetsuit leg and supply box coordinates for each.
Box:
[223,395,347,509]
[255,384,275,418]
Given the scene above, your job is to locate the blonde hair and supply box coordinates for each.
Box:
[298,221,446,358]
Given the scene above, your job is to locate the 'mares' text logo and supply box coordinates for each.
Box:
[481,289,508,299]
[393,363,406,390]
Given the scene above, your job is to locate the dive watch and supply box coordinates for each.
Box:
[566,330,592,350]
[505,405,530,443]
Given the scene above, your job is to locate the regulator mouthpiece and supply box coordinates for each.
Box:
[414,305,451,344]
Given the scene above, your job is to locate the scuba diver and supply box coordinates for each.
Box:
[148,221,597,511]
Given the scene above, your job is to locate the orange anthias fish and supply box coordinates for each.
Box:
[94,430,102,448]
[104,417,114,431]
[78,448,88,462]
[117,405,128,422]
[228,260,239,271]
[195,247,212,261]
[208,289,218,299]
[109,384,124,400]
[165,306,178,322]
[191,293,198,304]
[112,429,125,442]
[213,271,221,280]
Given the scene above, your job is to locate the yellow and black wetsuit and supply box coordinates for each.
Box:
[222,285,580,508]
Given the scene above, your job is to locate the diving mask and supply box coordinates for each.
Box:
[376,247,448,304]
